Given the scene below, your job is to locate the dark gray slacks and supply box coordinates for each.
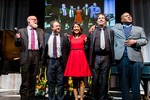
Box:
[91,55,110,100]
[20,51,40,100]
[47,58,64,100]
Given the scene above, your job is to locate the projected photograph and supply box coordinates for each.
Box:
[44,0,115,34]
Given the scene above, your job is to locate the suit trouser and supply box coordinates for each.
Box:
[91,55,110,100]
[47,58,64,100]
[116,56,143,100]
[20,51,40,100]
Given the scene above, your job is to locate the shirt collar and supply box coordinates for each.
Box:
[123,24,132,27]
[27,26,35,30]
[52,32,59,36]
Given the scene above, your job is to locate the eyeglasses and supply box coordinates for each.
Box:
[29,19,37,20]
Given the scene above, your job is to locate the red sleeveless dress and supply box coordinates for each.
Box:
[64,34,91,77]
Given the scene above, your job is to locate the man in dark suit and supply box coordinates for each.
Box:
[111,12,148,100]
[59,4,69,32]
[15,15,45,100]
[44,20,69,100]
[82,4,90,29]
[88,13,114,100]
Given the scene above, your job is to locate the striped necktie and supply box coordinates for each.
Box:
[31,28,35,50]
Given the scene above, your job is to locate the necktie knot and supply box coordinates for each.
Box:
[31,27,34,30]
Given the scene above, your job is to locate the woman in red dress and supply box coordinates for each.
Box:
[64,22,91,100]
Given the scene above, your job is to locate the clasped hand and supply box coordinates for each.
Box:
[125,39,137,46]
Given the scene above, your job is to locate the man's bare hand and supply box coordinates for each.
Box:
[89,25,96,34]
[15,33,21,38]
[125,39,137,46]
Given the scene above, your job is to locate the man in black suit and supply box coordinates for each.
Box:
[44,20,69,100]
[82,4,90,28]
[88,13,114,100]
[59,4,69,32]
[15,15,45,100]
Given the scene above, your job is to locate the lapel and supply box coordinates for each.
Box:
[92,29,98,44]
[24,28,28,37]
[106,28,111,42]
[60,34,63,48]
[46,33,51,45]
[35,29,40,43]
[128,26,134,38]
[117,25,126,39]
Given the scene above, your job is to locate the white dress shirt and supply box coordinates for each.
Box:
[27,26,39,50]
[48,33,62,58]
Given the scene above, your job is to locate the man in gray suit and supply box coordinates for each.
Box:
[15,16,45,100]
[111,12,148,100]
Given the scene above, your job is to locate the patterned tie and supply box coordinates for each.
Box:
[100,28,105,50]
[53,34,57,58]
[31,28,35,50]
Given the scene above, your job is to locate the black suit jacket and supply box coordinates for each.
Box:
[43,33,70,69]
[88,27,114,67]
[15,27,45,65]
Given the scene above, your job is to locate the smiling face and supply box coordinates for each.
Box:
[97,14,107,27]
[51,21,61,34]
[73,24,81,35]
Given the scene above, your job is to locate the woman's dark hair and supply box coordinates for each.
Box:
[71,22,83,36]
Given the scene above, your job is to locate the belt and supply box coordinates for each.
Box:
[28,49,39,51]
[49,56,62,60]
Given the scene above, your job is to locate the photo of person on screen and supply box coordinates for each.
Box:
[74,6,83,24]
[59,4,69,31]
[68,5,76,24]
[89,2,101,24]
[82,4,90,28]
[44,0,116,34]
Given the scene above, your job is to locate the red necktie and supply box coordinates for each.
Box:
[53,34,57,58]
[31,28,35,50]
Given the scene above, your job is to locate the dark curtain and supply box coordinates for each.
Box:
[0,0,44,30]
[0,0,44,73]
[131,0,150,62]
[0,0,29,30]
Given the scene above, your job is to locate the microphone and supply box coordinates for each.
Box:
[14,27,20,35]
[14,27,18,33]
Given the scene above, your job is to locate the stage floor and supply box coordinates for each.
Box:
[0,89,122,100]
[0,89,147,100]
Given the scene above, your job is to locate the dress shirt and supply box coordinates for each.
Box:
[27,26,39,50]
[48,33,62,58]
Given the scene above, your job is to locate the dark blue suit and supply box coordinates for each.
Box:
[44,33,69,100]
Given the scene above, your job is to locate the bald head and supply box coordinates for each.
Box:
[121,12,132,24]
[27,16,37,24]
[27,16,38,28]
